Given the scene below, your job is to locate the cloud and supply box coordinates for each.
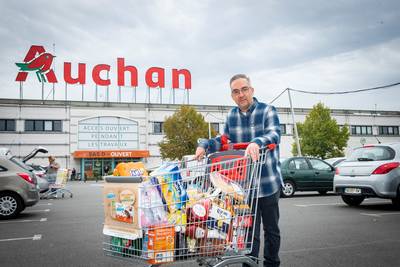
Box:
[0,0,399,111]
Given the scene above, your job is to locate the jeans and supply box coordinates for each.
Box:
[244,189,281,267]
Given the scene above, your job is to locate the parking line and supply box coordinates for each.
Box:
[28,209,50,213]
[35,203,53,206]
[0,234,42,242]
[295,203,342,207]
[281,239,399,254]
[295,201,392,208]
[360,212,400,217]
[0,218,47,224]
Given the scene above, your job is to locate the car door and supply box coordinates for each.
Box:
[308,158,335,190]
[286,157,314,189]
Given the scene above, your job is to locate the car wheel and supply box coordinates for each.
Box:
[392,185,400,210]
[318,190,328,195]
[341,195,365,206]
[0,192,23,219]
[281,180,296,198]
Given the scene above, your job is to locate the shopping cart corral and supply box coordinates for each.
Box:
[102,145,275,267]
[41,168,73,199]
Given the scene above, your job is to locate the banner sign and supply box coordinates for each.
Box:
[15,45,191,89]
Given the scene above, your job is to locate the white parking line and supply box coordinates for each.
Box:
[295,201,392,208]
[0,218,47,224]
[295,203,342,207]
[0,234,42,242]
[281,239,399,254]
[35,203,53,206]
[360,212,400,217]
[27,209,50,213]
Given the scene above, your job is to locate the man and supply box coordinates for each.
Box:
[46,155,60,183]
[195,74,283,267]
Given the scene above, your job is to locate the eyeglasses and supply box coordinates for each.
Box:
[231,86,251,96]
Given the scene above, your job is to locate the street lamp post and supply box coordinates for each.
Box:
[288,88,302,156]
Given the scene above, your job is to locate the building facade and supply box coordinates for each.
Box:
[1,99,399,180]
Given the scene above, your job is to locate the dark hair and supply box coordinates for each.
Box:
[229,74,251,86]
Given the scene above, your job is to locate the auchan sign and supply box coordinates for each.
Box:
[15,45,191,89]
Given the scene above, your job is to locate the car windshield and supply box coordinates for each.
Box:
[10,156,33,171]
[347,146,395,162]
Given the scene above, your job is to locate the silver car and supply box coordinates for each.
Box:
[0,148,40,219]
[334,143,400,208]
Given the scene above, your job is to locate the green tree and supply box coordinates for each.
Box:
[159,106,216,160]
[291,103,349,159]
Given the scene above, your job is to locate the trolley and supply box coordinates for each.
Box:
[103,144,275,267]
[41,168,73,199]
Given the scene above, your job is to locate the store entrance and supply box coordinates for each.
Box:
[82,158,140,181]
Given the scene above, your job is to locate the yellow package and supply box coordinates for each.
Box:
[112,162,148,177]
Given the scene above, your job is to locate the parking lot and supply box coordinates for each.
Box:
[0,182,399,267]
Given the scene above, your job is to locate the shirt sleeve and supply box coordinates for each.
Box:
[251,105,281,147]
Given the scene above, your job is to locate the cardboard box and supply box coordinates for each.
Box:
[146,225,175,264]
[103,182,141,239]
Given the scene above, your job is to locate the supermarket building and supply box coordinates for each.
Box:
[1,98,399,180]
[2,44,399,179]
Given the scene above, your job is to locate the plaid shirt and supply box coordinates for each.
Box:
[199,98,283,197]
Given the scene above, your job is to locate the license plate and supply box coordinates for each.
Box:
[344,188,361,194]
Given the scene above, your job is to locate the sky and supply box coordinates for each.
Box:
[1,0,400,111]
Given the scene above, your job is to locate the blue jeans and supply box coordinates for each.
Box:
[245,190,281,267]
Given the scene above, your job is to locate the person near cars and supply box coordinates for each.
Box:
[46,155,60,183]
[195,74,283,267]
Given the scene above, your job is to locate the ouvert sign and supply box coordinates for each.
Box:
[15,45,192,89]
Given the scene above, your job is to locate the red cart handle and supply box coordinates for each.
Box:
[219,134,276,151]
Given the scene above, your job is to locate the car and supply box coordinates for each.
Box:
[324,157,346,167]
[22,146,50,193]
[28,164,49,193]
[280,157,335,197]
[0,148,40,219]
[334,143,400,209]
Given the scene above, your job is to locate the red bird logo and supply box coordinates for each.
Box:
[16,52,56,82]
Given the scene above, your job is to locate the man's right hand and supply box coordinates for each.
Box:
[195,147,206,160]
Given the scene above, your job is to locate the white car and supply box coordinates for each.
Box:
[334,143,400,208]
[324,157,346,167]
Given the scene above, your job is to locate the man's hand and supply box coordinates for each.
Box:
[195,147,206,160]
[245,143,260,161]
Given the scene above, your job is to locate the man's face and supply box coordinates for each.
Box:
[230,78,254,111]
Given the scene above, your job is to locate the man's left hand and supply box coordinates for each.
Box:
[245,143,260,161]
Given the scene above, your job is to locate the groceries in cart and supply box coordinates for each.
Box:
[103,147,272,265]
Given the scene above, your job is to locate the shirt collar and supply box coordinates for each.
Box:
[239,97,258,115]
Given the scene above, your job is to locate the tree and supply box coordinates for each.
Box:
[291,102,349,159]
[159,106,216,160]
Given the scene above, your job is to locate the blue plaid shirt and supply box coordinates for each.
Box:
[199,98,283,197]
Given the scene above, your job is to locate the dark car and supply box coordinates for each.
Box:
[281,157,335,197]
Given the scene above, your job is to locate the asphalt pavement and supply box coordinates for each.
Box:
[0,182,399,267]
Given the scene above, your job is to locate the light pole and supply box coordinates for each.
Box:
[288,88,302,156]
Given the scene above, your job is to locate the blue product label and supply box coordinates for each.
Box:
[107,193,116,199]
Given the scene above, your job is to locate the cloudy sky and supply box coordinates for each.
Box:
[1,0,399,111]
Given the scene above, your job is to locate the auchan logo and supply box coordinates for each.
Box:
[15,45,191,89]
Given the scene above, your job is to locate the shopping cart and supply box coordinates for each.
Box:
[41,168,73,199]
[103,144,275,267]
